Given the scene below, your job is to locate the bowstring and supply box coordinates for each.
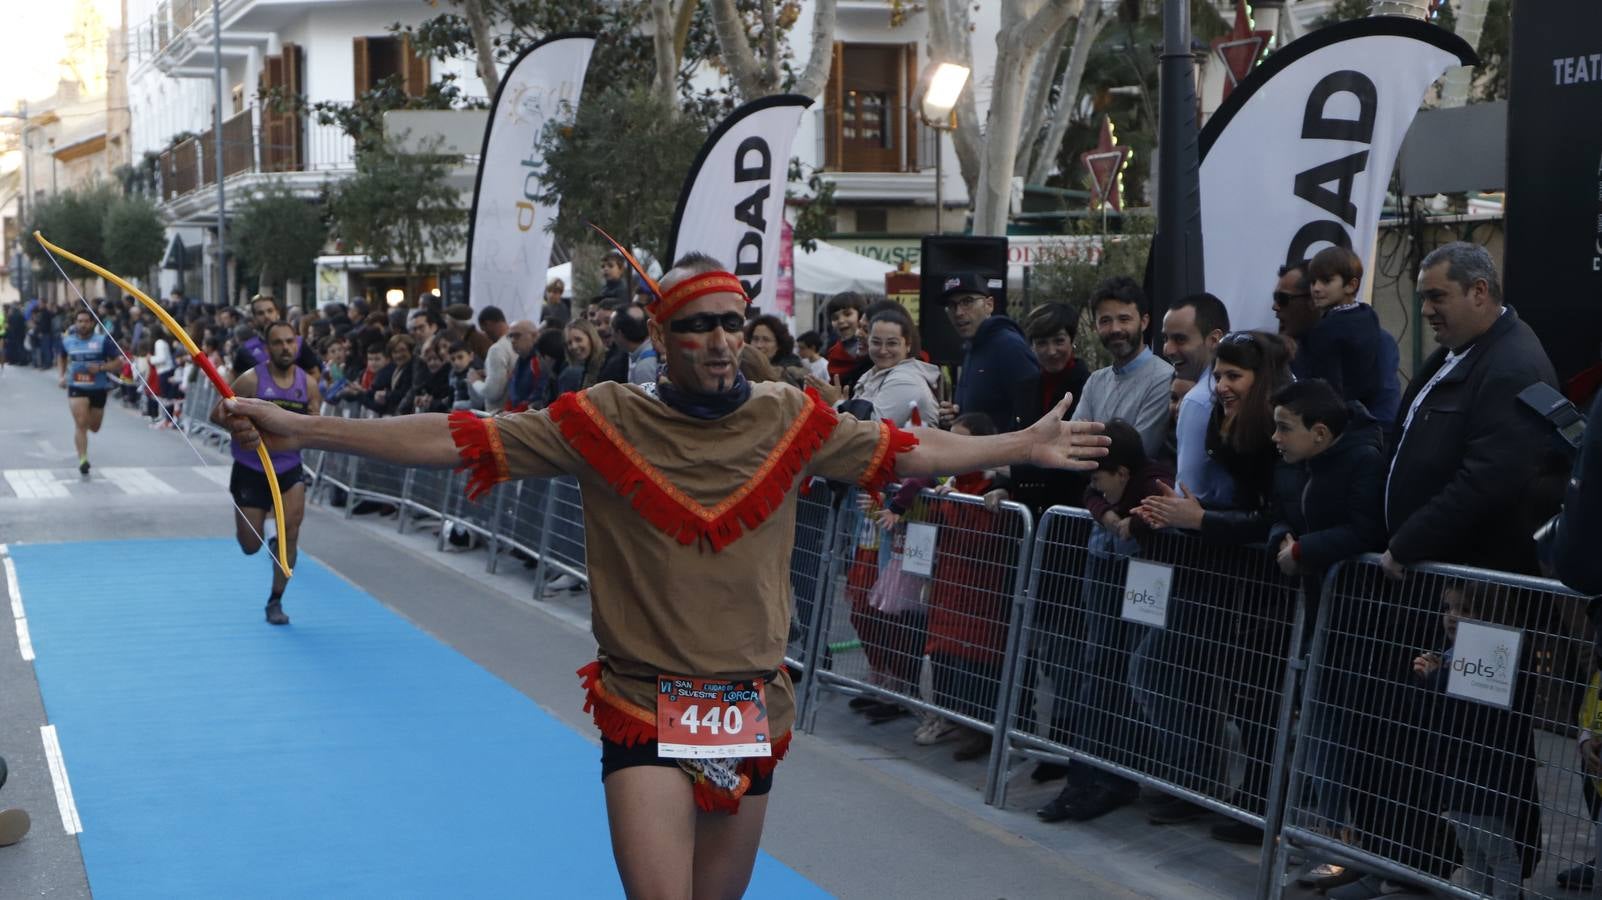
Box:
[39,243,290,575]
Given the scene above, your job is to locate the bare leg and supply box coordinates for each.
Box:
[604,767,697,900]
[85,404,105,434]
[270,483,305,598]
[68,397,89,461]
[235,506,268,555]
[692,794,768,900]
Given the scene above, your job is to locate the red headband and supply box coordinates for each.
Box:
[647,271,750,322]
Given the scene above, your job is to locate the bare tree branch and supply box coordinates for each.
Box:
[710,0,769,99]
[972,0,1084,235]
[925,0,981,201]
[761,0,780,89]
[791,0,838,99]
[651,0,679,114]
[1028,3,1109,185]
[462,0,500,96]
[1016,16,1075,177]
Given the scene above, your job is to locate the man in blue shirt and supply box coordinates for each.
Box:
[57,309,119,475]
[1161,292,1235,507]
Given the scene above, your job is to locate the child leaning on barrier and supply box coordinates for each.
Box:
[1411,582,1542,900]
[1262,379,1387,867]
[1036,418,1174,824]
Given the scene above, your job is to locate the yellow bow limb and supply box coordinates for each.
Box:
[35,231,292,579]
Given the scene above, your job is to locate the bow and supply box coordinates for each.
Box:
[34,231,292,579]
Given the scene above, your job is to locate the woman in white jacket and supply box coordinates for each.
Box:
[851,306,940,427]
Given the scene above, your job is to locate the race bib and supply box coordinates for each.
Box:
[73,371,94,384]
[656,676,771,759]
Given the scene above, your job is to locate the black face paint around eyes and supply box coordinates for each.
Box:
[667,313,745,334]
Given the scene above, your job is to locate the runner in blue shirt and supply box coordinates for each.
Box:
[57,309,119,475]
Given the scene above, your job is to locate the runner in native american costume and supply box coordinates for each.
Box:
[218,240,1109,900]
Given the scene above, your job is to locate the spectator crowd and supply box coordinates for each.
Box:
[5,238,1595,899]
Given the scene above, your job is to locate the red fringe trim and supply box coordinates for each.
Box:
[578,661,657,748]
[547,387,840,552]
[859,421,919,502]
[448,410,509,501]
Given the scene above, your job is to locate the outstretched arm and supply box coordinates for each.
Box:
[895,392,1107,479]
[220,396,461,468]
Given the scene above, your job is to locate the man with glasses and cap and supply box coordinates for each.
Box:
[217,247,1111,900]
[935,272,1040,432]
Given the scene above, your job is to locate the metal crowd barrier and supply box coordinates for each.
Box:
[797,488,1036,804]
[1270,555,1593,900]
[291,439,1602,900]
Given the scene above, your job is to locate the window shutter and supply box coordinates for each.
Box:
[284,43,304,169]
[353,36,371,95]
[904,42,919,171]
[402,35,430,98]
[828,41,844,169]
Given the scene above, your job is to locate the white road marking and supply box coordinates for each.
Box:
[40,725,82,835]
[15,616,33,662]
[3,469,69,499]
[3,548,33,661]
[1,547,20,619]
[101,467,179,496]
[192,465,232,487]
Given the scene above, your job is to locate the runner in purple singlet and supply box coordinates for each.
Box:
[213,320,320,625]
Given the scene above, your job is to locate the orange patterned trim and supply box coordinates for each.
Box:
[646,271,749,322]
[547,387,840,551]
[858,420,919,501]
[448,411,510,500]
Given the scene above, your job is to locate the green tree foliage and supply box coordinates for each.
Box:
[230,184,330,299]
[327,138,467,288]
[1050,0,1227,206]
[397,0,658,97]
[1315,0,1373,26]
[101,192,167,282]
[23,183,121,281]
[536,84,711,269]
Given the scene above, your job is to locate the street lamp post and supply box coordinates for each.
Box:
[920,62,970,235]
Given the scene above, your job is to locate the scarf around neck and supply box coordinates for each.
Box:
[656,373,753,420]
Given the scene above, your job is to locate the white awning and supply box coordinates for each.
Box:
[794,239,906,296]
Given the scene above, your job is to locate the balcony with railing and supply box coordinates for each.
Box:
[157,107,355,205]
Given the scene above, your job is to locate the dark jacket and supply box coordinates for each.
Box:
[1554,390,1602,596]
[954,315,1040,433]
[1083,458,1175,544]
[1006,360,1094,515]
[1386,307,1559,574]
[1197,411,1284,546]
[1267,404,1388,601]
[597,344,629,385]
[1302,304,1402,446]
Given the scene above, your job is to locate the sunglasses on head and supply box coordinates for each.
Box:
[1272,290,1311,307]
[1220,331,1257,346]
[667,312,746,335]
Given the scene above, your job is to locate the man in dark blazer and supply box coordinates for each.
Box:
[1381,241,1559,579]
[1336,242,1559,898]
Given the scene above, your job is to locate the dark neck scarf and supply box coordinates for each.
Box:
[657,373,752,420]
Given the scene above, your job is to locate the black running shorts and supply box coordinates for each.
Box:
[229,462,303,510]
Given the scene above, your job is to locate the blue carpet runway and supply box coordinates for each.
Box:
[9,539,828,899]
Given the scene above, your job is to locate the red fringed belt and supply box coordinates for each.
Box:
[578,661,791,814]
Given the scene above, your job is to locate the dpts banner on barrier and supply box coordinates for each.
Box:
[668,95,811,312]
[1197,18,1475,333]
[466,33,596,323]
